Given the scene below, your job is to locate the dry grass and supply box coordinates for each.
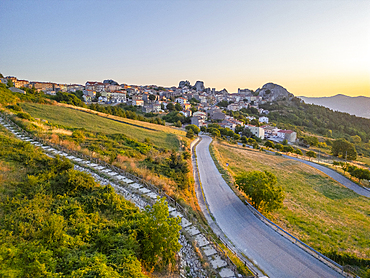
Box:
[51,128,73,135]
[212,140,370,259]
[21,102,184,150]
[56,102,187,137]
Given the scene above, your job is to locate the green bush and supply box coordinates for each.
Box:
[0,134,181,276]
[17,112,34,121]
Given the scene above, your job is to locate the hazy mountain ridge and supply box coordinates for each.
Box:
[298,94,370,119]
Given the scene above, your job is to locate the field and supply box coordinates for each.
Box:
[212,140,370,259]
[20,102,185,150]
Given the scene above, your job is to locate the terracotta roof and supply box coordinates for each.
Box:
[278,130,294,134]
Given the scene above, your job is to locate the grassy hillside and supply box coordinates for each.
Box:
[20,102,183,150]
[211,141,370,265]
[0,84,19,106]
[5,102,197,213]
[260,99,370,150]
[0,126,181,277]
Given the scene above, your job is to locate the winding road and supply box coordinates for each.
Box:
[196,135,344,278]
[280,155,370,198]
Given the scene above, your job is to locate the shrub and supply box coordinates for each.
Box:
[17,112,34,121]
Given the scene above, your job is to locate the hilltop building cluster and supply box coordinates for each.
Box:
[1,76,296,143]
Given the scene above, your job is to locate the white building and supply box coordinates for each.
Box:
[246,125,265,139]
[261,125,279,138]
[191,111,207,127]
[259,116,269,123]
[277,130,297,143]
[175,97,188,105]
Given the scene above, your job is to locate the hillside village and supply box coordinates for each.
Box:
[1,76,297,143]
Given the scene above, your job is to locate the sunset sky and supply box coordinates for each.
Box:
[1,0,369,97]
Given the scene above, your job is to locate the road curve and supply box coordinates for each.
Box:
[196,135,343,278]
[281,155,370,198]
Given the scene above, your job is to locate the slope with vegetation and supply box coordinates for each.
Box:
[0,85,200,221]
[260,98,370,157]
[0,125,181,277]
[211,140,370,277]
[16,102,196,207]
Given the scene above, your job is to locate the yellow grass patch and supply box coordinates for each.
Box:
[51,128,73,136]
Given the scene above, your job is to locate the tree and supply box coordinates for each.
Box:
[185,124,200,135]
[93,92,102,102]
[350,135,362,144]
[166,103,175,111]
[217,100,229,107]
[148,94,156,101]
[275,143,283,151]
[175,102,182,111]
[235,125,244,134]
[139,198,181,270]
[227,129,235,138]
[264,140,275,149]
[332,138,357,160]
[305,136,319,146]
[233,133,241,140]
[190,106,198,113]
[282,139,288,145]
[175,120,182,127]
[250,119,260,126]
[248,138,256,144]
[295,148,303,156]
[306,150,316,161]
[283,145,294,153]
[209,128,220,137]
[186,129,194,139]
[359,168,370,183]
[241,128,253,138]
[7,79,14,88]
[253,142,259,149]
[189,97,200,104]
[235,171,284,213]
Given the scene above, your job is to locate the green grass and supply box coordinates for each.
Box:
[21,103,181,150]
[212,141,370,260]
[359,156,370,168]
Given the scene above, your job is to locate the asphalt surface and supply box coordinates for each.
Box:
[196,135,344,278]
[280,155,370,198]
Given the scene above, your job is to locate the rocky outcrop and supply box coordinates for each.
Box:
[256,83,294,101]
[179,80,190,88]
[194,81,205,92]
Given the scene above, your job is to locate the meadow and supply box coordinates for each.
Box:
[212,140,370,261]
[20,102,184,150]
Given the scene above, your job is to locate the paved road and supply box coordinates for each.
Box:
[196,135,344,278]
[237,142,370,198]
[280,155,370,198]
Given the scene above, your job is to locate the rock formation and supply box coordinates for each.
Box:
[179,80,190,88]
[194,81,205,92]
[256,83,294,101]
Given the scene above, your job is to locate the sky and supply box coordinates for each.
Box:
[1,0,369,97]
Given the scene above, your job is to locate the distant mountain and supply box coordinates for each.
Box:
[298,94,370,119]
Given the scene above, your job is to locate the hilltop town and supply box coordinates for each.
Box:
[1,76,297,143]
